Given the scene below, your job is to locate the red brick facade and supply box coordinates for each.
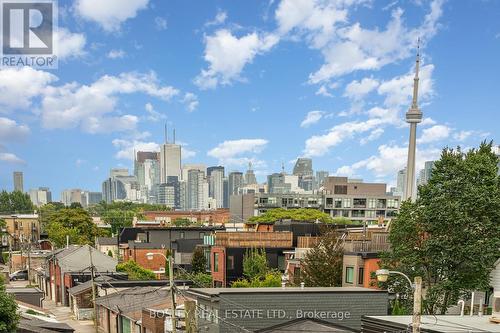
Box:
[123,248,168,272]
[211,246,226,287]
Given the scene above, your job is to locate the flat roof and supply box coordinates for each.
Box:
[189,286,386,296]
[364,315,500,332]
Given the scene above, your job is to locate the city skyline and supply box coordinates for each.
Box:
[1,0,499,199]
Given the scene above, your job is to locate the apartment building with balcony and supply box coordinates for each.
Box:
[0,214,40,250]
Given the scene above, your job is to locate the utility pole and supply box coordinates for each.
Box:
[185,300,197,333]
[412,276,422,333]
[89,246,98,333]
[169,256,177,333]
[27,241,32,284]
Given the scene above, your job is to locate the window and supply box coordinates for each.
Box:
[353,198,366,208]
[334,185,348,195]
[366,210,376,218]
[180,231,185,239]
[368,198,377,209]
[199,232,205,239]
[358,267,364,285]
[342,198,351,208]
[326,197,333,206]
[345,267,354,284]
[213,253,219,272]
[227,256,234,270]
[332,199,340,208]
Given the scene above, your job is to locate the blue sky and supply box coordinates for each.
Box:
[0,0,499,200]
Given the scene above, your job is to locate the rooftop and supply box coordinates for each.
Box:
[188,286,386,296]
[363,315,500,332]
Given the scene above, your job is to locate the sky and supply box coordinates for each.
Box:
[0,0,499,200]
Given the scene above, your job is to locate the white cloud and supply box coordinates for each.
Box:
[55,28,86,59]
[182,147,197,159]
[316,85,333,97]
[417,124,451,144]
[182,93,199,112]
[208,139,268,164]
[40,71,179,132]
[0,152,24,164]
[452,130,490,142]
[300,110,325,128]
[303,116,391,157]
[344,77,379,100]
[307,1,443,83]
[336,144,441,179]
[194,29,279,89]
[144,102,166,121]
[75,0,149,31]
[112,138,160,160]
[0,67,57,111]
[360,127,384,145]
[0,117,30,141]
[421,117,437,126]
[378,64,434,108]
[205,10,227,27]
[155,17,167,30]
[107,49,125,59]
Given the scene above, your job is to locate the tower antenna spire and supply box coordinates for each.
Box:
[164,123,168,144]
[173,128,176,144]
[403,38,423,202]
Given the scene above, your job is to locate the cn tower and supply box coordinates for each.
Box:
[403,41,423,201]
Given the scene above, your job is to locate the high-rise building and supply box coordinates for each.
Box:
[223,178,229,208]
[208,168,224,208]
[228,172,244,197]
[160,143,181,183]
[182,164,206,181]
[28,187,52,206]
[404,42,423,201]
[157,176,180,208]
[61,189,85,206]
[315,171,329,189]
[135,151,160,203]
[394,168,407,197]
[13,171,23,192]
[244,162,257,185]
[293,158,314,191]
[187,169,208,210]
[102,169,143,203]
[493,145,500,175]
[87,192,103,205]
[417,161,435,187]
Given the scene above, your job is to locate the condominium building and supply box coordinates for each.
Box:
[28,187,52,206]
[208,167,224,208]
[417,161,435,187]
[160,143,181,183]
[293,158,314,191]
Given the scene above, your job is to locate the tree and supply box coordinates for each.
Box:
[107,250,113,257]
[46,208,102,247]
[0,274,19,333]
[116,260,156,280]
[0,191,34,213]
[191,246,207,273]
[382,142,500,315]
[243,248,269,280]
[249,208,333,224]
[102,209,134,234]
[173,218,192,226]
[232,272,282,288]
[301,230,343,287]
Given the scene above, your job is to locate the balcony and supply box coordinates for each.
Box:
[215,232,293,248]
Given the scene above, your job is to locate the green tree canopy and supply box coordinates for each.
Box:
[0,274,19,333]
[243,248,269,280]
[301,230,343,287]
[191,246,207,274]
[249,208,333,224]
[45,208,102,247]
[0,190,34,213]
[116,260,156,280]
[382,142,500,315]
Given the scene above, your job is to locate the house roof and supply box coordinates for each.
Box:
[56,245,117,272]
[97,237,117,246]
[95,286,170,314]
[256,318,357,332]
[68,276,115,295]
[18,316,74,333]
[362,315,500,332]
[188,286,385,297]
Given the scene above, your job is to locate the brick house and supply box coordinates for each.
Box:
[46,245,117,306]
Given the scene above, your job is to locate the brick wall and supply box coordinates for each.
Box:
[362,258,381,289]
[124,248,168,272]
[141,309,165,333]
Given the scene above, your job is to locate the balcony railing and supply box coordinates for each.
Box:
[215,232,293,248]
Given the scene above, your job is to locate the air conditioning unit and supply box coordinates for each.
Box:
[491,292,500,323]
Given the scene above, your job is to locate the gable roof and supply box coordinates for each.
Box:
[95,286,169,314]
[97,237,117,246]
[57,245,117,272]
[256,318,357,333]
[68,275,115,295]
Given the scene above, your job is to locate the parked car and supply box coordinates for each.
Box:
[9,270,28,281]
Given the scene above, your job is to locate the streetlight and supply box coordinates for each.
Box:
[146,252,177,333]
[376,269,422,333]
